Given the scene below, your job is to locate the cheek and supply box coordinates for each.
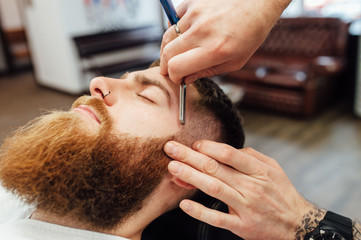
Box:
[111,106,179,137]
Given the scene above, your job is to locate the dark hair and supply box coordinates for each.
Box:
[192,78,244,149]
[149,60,244,149]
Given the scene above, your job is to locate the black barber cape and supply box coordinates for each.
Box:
[142,191,243,240]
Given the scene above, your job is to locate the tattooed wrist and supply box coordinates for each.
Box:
[354,221,361,240]
[294,206,326,240]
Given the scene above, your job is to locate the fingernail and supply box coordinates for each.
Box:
[180,201,192,212]
[164,142,178,156]
[168,161,181,174]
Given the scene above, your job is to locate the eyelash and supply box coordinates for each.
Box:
[136,93,155,104]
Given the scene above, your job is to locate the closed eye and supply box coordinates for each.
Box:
[136,93,155,104]
[134,73,171,107]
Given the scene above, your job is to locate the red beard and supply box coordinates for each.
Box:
[0,96,173,230]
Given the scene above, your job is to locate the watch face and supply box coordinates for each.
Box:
[311,231,346,240]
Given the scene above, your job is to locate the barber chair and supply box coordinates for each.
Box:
[142,191,243,240]
[221,17,349,116]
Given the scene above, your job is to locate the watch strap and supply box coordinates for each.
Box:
[320,211,353,240]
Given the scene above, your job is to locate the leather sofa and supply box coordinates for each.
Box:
[221,17,349,116]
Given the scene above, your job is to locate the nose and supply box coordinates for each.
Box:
[90,77,116,105]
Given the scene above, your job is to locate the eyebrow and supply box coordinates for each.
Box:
[134,73,171,106]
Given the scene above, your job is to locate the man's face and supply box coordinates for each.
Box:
[0,66,199,230]
[80,66,198,138]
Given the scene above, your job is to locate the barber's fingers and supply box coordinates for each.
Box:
[160,27,189,78]
[160,7,193,63]
[183,59,244,84]
[160,22,190,76]
[165,141,247,188]
[166,47,229,84]
[193,140,273,176]
[163,0,191,39]
[165,141,263,200]
[165,141,219,174]
[179,199,239,231]
[168,161,246,210]
[240,146,283,170]
[175,0,188,18]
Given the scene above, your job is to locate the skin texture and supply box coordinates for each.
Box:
[1,64,244,240]
[0,97,173,229]
[158,1,361,236]
[0,67,206,240]
[89,68,183,138]
[164,140,361,240]
[160,0,292,84]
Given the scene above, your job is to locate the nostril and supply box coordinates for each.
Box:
[95,88,104,98]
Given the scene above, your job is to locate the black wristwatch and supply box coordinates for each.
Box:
[304,211,353,240]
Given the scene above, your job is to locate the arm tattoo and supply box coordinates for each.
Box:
[294,208,360,240]
[294,207,326,240]
[354,221,361,240]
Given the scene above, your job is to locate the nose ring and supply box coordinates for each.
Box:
[103,91,111,98]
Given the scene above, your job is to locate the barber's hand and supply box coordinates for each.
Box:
[160,0,291,84]
[164,140,314,240]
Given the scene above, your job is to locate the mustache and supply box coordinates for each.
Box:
[0,104,172,229]
[71,96,113,127]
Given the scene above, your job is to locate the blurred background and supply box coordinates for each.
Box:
[0,0,361,222]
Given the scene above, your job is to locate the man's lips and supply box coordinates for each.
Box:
[72,105,101,124]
